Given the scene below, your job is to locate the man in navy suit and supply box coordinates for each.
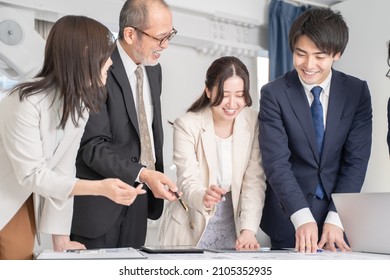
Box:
[259,8,372,253]
[71,0,179,249]
[387,97,390,154]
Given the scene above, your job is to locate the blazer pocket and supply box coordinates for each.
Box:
[170,201,190,224]
[158,202,192,246]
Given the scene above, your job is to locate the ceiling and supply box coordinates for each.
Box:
[307,0,347,6]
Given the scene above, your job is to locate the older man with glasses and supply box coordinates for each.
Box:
[70,0,180,249]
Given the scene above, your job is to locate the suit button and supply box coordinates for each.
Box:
[307,193,315,198]
[131,157,138,162]
[189,222,194,230]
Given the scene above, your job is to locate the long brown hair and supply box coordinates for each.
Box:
[10,15,115,128]
[187,56,252,113]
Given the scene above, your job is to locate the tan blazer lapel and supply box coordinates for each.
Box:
[231,113,251,210]
[200,109,218,186]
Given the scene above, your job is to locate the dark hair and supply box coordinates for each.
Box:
[118,0,169,40]
[187,56,252,113]
[289,8,349,56]
[388,40,390,60]
[10,15,115,129]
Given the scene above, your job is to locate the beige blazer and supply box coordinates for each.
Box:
[0,89,87,239]
[158,107,266,246]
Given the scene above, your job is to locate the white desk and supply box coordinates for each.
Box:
[34,248,390,260]
[18,249,390,280]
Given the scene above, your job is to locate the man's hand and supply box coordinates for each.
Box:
[295,222,319,253]
[139,169,178,201]
[318,223,351,252]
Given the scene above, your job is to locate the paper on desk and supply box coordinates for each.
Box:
[34,247,147,260]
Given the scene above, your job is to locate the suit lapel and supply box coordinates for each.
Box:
[286,71,320,162]
[200,109,218,185]
[47,114,84,169]
[145,66,160,122]
[321,71,347,164]
[231,110,251,209]
[110,47,140,135]
[145,65,163,147]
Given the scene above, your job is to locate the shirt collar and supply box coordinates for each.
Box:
[116,40,140,77]
[300,70,332,98]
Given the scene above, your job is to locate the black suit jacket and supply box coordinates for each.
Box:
[387,97,390,154]
[259,69,372,242]
[71,47,164,243]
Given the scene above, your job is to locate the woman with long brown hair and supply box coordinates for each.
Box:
[0,15,145,260]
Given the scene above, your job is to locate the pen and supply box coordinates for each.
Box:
[216,179,226,202]
[219,186,226,202]
[64,249,104,254]
[64,249,80,253]
[173,191,188,212]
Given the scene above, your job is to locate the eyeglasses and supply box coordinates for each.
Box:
[131,26,177,46]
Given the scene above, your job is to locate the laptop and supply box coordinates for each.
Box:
[332,192,390,255]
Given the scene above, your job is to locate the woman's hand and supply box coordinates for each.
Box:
[100,179,146,206]
[52,235,86,252]
[235,229,260,250]
[203,184,226,208]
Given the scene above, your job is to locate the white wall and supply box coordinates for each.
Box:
[333,0,390,192]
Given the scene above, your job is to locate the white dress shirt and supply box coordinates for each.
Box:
[291,70,343,231]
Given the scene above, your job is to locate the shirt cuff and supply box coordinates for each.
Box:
[290,207,316,230]
[136,167,150,189]
[325,211,344,230]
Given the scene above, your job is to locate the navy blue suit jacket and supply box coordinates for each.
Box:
[259,69,372,242]
[71,47,164,246]
[387,97,390,153]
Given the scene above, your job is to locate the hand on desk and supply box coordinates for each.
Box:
[235,229,260,250]
[318,223,351,252]
[295,222,319,253]
[52,234,86,252]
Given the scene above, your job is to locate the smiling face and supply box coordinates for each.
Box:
[128,5,173,66]
[207,75,246,123]
[293,35,341,85]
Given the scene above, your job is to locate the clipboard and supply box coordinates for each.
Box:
[140,245,204,254]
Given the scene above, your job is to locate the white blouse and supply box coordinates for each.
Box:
[216,135,232,192]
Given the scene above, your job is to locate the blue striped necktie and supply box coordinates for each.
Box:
[311,86,325,199]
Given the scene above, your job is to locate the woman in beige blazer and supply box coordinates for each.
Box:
[0,16,145,260]
[158,56,266,250]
